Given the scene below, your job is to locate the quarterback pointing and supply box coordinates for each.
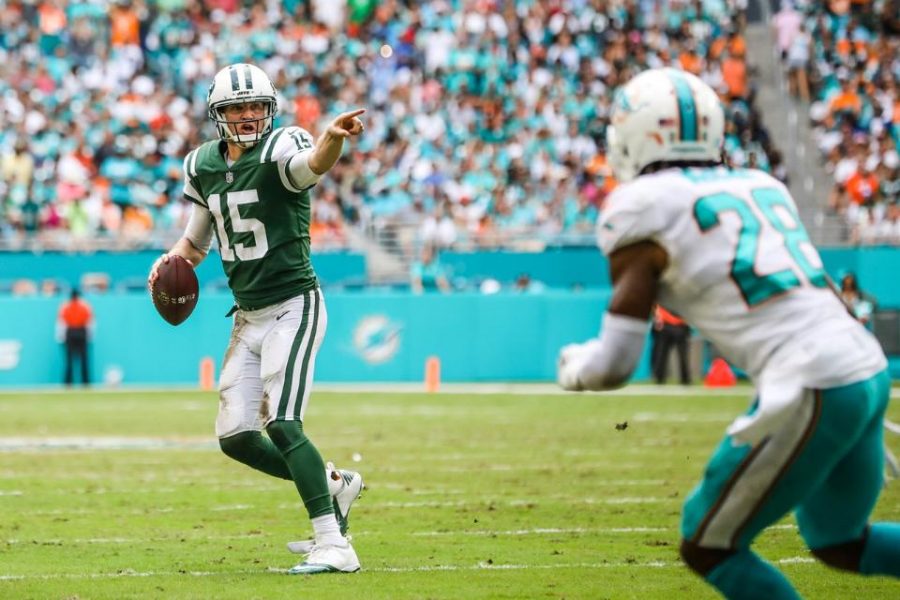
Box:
[558,68,899,598]
[149,63,364,574]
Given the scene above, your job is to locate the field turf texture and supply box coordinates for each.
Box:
[1,388,898,599]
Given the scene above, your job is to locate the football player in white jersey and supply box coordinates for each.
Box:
[557,68,899,599]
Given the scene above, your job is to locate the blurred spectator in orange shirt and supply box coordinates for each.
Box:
[727,30,747,59]
[721,52,748,99]
[109,2,140,47]
[57,289,94,386]
[679,39,703,76]
[295,93,323,133]
[845,158,880,205]
[829,75,862,118]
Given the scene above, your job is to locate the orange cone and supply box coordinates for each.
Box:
[704,358,736,387]
[424,356,441,393]
[199,357,216,391]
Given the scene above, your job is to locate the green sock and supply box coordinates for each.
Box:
[706,550,801,600]
[219,431,291,480]
[860,523,900,577]
[267,420,333,518]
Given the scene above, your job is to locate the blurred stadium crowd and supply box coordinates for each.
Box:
[1,0,892,255]
[774,0,899,244]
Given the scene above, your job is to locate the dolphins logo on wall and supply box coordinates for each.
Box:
[353,315,403,364]
[0,341,21,370]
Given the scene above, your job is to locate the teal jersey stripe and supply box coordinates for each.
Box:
[669,72,698,142]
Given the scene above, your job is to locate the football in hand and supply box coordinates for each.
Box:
[151,255,199,326]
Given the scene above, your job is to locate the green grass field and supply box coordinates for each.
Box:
[0,387,898,599]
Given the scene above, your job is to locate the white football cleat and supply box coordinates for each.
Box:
[287,535,351,556]
[329,462,364,535]
[288,540,360,575]
[287,463,364,555]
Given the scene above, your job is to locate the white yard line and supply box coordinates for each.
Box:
[20,496,676,518]
[4,528,665,547]
[0,384,898,399]
[0,437,215,452]
[3,523,803,547]
[413,527,668,536]
[631,412,735,423]
[0,556,819,581]
[4,533,267,546]
[315,383,760,397]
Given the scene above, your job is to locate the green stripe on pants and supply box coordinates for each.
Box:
[293,289,321,420]
[277,291,310,419]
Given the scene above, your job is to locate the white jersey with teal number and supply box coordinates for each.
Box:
[597,166,886,389]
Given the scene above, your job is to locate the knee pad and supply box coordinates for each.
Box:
[680,539,737,577]
[266,420,309,454]
[810,533,868,572]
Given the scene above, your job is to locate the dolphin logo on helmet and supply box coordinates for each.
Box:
[607,68,725,182]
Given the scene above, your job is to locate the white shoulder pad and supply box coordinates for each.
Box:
[596,179,670,256]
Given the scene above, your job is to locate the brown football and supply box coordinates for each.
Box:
[151,255,199,326]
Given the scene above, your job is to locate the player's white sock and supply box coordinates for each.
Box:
[311,514,344,547]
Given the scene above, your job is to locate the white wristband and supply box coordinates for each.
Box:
[558,312,648,391]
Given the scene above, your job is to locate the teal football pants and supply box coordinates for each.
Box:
[680,370,897,598]
[683,369,891,549]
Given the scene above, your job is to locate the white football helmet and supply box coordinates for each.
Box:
[207,63,278,148]
[607,68,724,182]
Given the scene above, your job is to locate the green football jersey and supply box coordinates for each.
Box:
[182,127,320,310]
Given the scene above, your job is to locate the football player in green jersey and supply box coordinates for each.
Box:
[148,63,364,574]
